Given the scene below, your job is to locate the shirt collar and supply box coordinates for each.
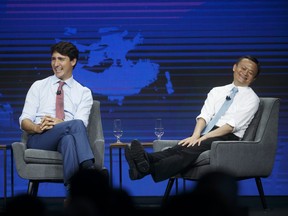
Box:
[52,75,74,88]
[231,82,250,92]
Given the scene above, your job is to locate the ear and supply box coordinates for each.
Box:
[233,63,237,72]
[71,58,77,67]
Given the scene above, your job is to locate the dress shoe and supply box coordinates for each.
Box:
[125,145,147,180]
[100,168,109,181]
[84,164,110,182]
[130,139,150,173]
[125,140,151,180]
[64,198,69,208]
[87,164,100,170]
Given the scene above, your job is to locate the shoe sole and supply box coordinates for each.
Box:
[125,145,140,180]
[130,140,150,173]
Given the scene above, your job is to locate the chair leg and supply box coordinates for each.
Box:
[162,178,175,205]
[255,177,268,210]
[28,181,39,197]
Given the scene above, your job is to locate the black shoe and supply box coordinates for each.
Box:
[100,168,109,181]
[86,165,109,181]
[87,164,98,170]
[130,139,150,173]
[125,145,146,180]
[65,183,71,198]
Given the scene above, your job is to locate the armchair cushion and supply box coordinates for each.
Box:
[25,149,62,164]
[194,150,210,166]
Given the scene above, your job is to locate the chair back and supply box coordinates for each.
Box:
[252,98,280,175]
[242,99,264,141]
[254,98,280,143]
[21,130,28,144]
[87,100,105,168]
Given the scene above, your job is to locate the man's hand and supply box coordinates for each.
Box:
[40,115,63,131]
[178,134,208,147]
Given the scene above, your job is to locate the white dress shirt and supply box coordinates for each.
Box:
[197,83,260,138]
[19,75,93,127]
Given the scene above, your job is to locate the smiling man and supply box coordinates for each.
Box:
[19,41,100,195]
[125,56,261,182]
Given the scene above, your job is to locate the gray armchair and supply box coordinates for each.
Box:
[153,97,280,210]
[12,100,106,196]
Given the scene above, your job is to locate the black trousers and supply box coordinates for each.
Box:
[148,132,239,182]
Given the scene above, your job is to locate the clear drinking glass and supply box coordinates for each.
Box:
[113,119,123,143]
[155,118,164,140]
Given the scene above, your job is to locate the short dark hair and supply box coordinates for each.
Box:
[50,41,79,67]
[236,55,261,78]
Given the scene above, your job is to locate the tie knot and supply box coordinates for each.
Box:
[58,81,65,87]
[231,87,238,94]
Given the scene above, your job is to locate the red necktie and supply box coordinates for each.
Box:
[56,81,65,120]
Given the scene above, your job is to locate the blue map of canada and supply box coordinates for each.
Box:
[59,27,174,105]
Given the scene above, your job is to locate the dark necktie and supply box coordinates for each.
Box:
[56,81,65,120]
[201,87,238,135]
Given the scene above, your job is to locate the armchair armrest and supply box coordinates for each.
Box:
[92,139,105,167]
[153,140,179,152]
[11,141,27,178]
[210,140,274,177]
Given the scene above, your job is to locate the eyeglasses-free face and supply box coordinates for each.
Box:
[233,58,258,87]
[51,52,76,81]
